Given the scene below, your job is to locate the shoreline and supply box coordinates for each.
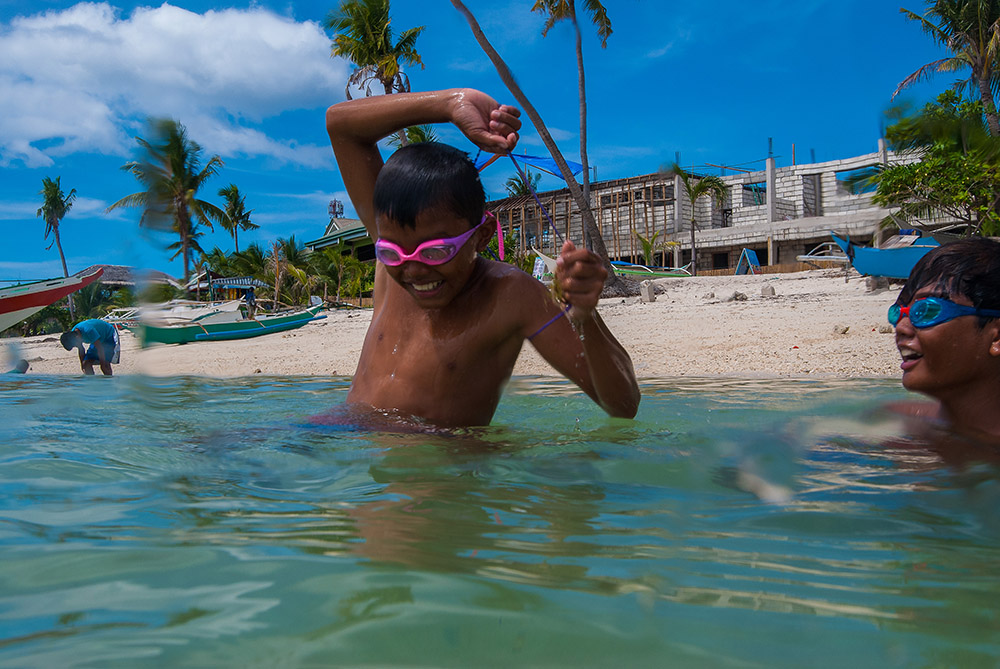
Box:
[3,268,905,381]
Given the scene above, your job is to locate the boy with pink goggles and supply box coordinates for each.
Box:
[323,88,639,427]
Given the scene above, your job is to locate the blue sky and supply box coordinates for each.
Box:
[1,0,950,281]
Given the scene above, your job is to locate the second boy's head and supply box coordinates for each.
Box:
[892,237,1000,398]
[372,143,494,308]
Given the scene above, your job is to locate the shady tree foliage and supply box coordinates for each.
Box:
[896,0,1000,136]
[862,91,1000,236]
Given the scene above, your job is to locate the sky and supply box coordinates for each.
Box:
[0,0,952,282]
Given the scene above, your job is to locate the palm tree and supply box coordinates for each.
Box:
[326,0,425,146]
[386,124,438,148]
[531,0,611,242]
[268,240,286,308]
[634,230,660,267]
[896,0,1000,136]
[72,281,114,320]
[217,184,259,253]
[232,242,270,280]
[665,164,728,276]
[450,0,626,292]
[107,118,226,283]
[203,246,236,277]
[36,176,77,318]
[505,168,541,196]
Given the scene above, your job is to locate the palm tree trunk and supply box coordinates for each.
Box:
[978,74,1000,136]
[53,228,75,320]
[689,217,697,276]
[570,5,593,250]
[234,227,239,254]
[451,0,626,291]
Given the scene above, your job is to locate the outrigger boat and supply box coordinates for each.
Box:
[610,261,693,278]
[830,231,939,280]
[135,303,326,346]
[0,267,104,332]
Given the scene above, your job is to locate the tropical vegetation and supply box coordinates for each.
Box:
[108,118,227,283]
[531,0,611,239]
[218,184,259,253]
[326,0,424,146]
[505,168,541,196]
[36,176,78,318]
[664,164,728,276]
[862,91,1000,235]
[896,0,1000,136]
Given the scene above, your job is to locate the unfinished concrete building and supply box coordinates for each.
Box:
[487,140,926,273]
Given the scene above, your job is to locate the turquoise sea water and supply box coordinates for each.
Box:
[1,375,999,667]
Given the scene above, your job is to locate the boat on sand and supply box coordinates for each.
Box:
[830,231,939,280]
[0,267,104,332]
[135,303,325,346]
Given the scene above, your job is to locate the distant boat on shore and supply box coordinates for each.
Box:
[830,231,939,280]
[0,267,104,333]
[134,303,325,346]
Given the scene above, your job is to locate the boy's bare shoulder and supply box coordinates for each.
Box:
[481,259,549,296]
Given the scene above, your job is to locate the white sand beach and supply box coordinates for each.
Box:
[9,268,904,380]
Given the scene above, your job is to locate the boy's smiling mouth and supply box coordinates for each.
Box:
[411,280,443,293]
[899,345,922,369]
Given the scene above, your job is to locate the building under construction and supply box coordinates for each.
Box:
[487,140,925,273]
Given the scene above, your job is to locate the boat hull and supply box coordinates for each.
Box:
[0,268,104,332]
[137,305,325,346]
[830,232,938,280]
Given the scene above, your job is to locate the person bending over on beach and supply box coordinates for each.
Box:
[60,318,120,376]
[325,88,639,427]
[888,236,1000,440]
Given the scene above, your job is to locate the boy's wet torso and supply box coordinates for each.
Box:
[348,256,545,426]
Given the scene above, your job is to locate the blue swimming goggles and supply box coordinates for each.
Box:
[888,296,1000,329]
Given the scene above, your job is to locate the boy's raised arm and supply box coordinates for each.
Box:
[325,89,521,237]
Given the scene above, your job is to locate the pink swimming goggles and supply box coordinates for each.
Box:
[374,213,493,266]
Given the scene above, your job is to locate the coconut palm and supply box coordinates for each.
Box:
[450,0,627,292]
[531,0,611,238]
[71,281,115,320]
[665,164,728,276]
[505,168,541,196]
[203,246,236,277]
[326,0,425,146]
[108,119,226,283]
[217,184,259,253]
[386,124,438,148]
[232,242,269,280]
[267,240,286,308]
[896,0,1000,136]
[36,176,77,318]
[633,230,660,267]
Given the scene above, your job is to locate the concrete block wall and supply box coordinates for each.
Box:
[487,145,929,264]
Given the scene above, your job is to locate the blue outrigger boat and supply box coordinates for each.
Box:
[830,231,939,280]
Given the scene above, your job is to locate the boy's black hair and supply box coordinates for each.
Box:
[373,142,485,229]
[899,236,1000,327]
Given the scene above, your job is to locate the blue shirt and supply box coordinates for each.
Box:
[73,319,116,344]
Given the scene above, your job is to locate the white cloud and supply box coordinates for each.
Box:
[0,2,348,167]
